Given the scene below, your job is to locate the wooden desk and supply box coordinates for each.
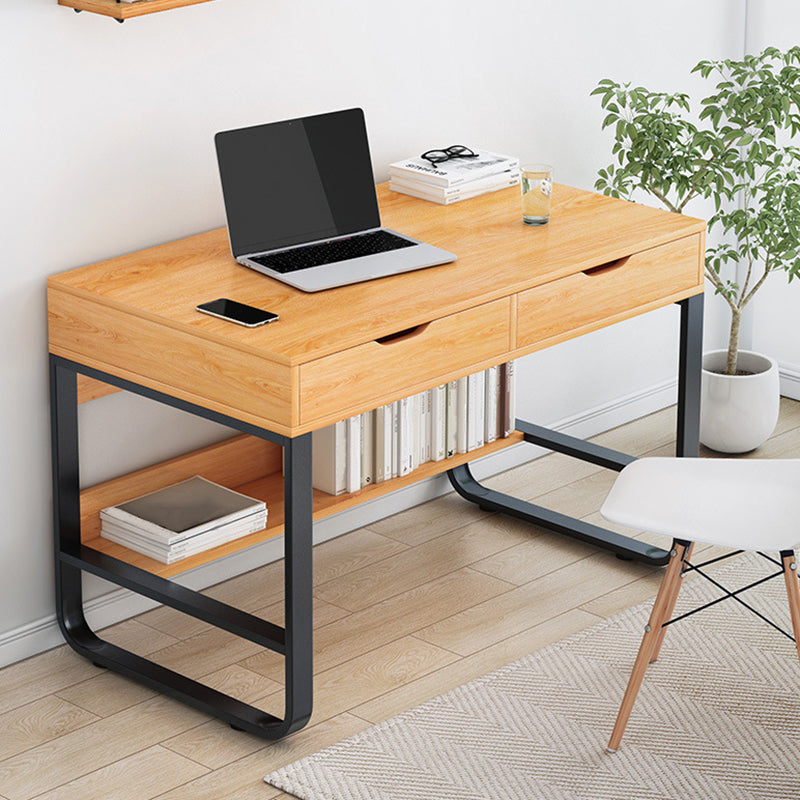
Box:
[48,183,705,738]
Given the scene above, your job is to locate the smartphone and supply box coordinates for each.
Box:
[196,298,279,327]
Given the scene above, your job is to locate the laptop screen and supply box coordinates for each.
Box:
[215,108,382,258]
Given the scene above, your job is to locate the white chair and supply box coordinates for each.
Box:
[601,456,800,753]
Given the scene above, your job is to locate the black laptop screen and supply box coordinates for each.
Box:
[215,108,382,257]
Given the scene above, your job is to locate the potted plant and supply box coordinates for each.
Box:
[592,46,800,452]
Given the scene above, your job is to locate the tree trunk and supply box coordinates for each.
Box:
[726,308,741,375]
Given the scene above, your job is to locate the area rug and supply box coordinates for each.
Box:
[265,552,800,799]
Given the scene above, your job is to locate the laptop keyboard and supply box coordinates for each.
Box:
[249,230,416,274]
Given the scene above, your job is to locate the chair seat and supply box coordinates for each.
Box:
[601,457,800,551]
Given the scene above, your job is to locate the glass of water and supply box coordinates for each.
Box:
[521,164,553,225]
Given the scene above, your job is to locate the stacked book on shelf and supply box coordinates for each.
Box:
[312,362,516,495]
[388,149,520,205]
[100,476,267,564]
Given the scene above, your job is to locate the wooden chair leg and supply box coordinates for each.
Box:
[781,550,800,664]
[650,542,694,664]
[607,541,690,753]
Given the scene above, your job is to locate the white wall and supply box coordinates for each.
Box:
[1,0,745,665]
[742,1,800,398]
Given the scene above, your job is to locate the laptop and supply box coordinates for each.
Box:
[214,108,457,293]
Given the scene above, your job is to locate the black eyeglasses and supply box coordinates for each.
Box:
[420,145,479,165]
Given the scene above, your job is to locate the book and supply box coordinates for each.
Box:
[312,421,347,495]
[391,401,401,478]
[410,393,421,471]
[445,380,458,458]
[389,170,520,205]
[99,476,266,545]
[455,377,469,454]
[467,372,485,451]
[501,361,516,437]
[418,391,430,465]
[374,404,393,483]
[346,415,362,493]
[430,384,447,462]
[397,396,413,476]
[361,411,375,487]
[389,148,520,188]
[484,365,499,444]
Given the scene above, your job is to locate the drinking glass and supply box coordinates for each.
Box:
[521,164,553,225]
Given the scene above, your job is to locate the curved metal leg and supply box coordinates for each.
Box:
[446,296,703,567]
[50,356,313,740]
[447,462,670,565]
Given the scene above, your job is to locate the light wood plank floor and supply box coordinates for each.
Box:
[2,400,800,800]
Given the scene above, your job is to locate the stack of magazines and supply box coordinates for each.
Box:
[100,476,267,564]
[389,148,520,205]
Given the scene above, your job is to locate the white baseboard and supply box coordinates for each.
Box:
[779,363,800,401]
[0,378,678,668]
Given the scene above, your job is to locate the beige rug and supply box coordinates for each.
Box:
[265,552,800,799]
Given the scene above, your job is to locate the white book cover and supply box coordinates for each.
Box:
[389,169,520,199]
[389,149,519,187]
[501,361,517,437]
[419,391,430,465]
[374,405,393,483]
[410,394,420,471]
[361,411,375,487]
[312,421,347,496]
[446,380,458,458]
[346,415,362,493]
[391,401,400,478]
[99,476,266,545]
[455,377,469,454]
[430,385,446,462]
[484,365,498,444]
[398,397,413,476]
[467,372,485,451]
[495,364,505,440]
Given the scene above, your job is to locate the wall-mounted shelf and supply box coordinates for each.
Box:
[59,0,214,21]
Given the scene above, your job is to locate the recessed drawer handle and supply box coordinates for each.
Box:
[375,323,431,345]
[582,256,631,277]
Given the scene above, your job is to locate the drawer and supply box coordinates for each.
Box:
[299,297,512,424]
[517,234,702,349]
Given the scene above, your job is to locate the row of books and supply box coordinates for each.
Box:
[388,148,520,205]
[100,476,267,564]
[312,362,516,495]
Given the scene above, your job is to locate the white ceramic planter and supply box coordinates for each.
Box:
[699,349,780,453]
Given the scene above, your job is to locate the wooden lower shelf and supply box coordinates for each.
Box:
[59,0,214,20]
[80,431,525,579]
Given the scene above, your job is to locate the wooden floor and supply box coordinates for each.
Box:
[2,400,800,800]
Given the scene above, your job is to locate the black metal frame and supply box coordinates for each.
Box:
[49,292,703,738]
[662,542,797,641]
[49,355,313,739]
[447,295,704,567]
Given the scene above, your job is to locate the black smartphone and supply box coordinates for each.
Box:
[196,298,279,327]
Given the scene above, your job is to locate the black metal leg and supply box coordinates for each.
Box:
[447,295,704,566]
[447,462,670,565]
[49,355,315,739]
[281,432,314,735]
[676,294,704,458]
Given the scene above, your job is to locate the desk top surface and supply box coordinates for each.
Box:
[48,183,705,366]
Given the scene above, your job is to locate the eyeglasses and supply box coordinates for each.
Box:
[420,145,479,165]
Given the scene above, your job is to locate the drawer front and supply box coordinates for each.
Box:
[299,298,512,424]
[517,234,701,349]
[48,289,295,430]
